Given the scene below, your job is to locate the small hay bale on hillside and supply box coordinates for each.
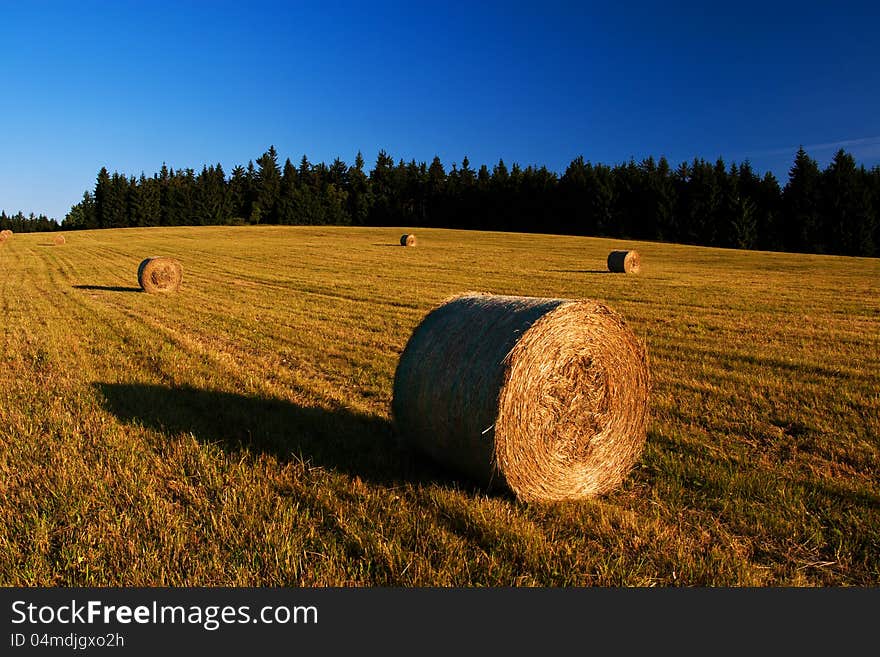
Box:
[0,229,12,240]
[400,233,416,247]
[607,250,641,273]
[53,234,66,245]
[137,256,183,293]
[392,292,651,502]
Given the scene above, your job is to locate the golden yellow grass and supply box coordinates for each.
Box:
[0,225,878,586]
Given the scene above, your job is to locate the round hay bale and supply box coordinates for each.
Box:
[607,250,641,273]
[53,234,66,245]
[0,229,12,240]
[137,256,183,293]
[392,292,650,502]
[400,233,416,247]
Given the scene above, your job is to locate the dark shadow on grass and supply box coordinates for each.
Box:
[546,269,612,274]
[74,285,142,293]
[96,382,489,492]
[371,243,406,247]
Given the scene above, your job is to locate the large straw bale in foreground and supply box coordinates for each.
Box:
[137,256,183,293]
[400,233,416,247]
[607,250,641,273]
[392,293,650,502]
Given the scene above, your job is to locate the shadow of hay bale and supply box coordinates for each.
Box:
[73,285,143,293]
[96,383,478,491]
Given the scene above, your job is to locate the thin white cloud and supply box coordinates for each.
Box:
[750,136,880,158]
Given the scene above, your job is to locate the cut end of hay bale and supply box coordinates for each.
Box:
[137,256,183,293]
[607,250,641,274]
[400,233,416,247]
[53,235,66,245]
[392,292,650,502]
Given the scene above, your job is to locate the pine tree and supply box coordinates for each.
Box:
[228,165,248,222]
[681,158,721,245]
[782,147,822,252]
[127,176,144,227]
[62,191,97,229]
[559,156,589,234]
[368,150,396,225]
[277,158,299,225]
[158,164,171,226]
[735,162,780,252]
[104,172,129,228]
[254,146,282,223]
[94,167,111,228]
[611,159,641,238]
[213,163,231,224]
[346,152,371,226]
[870,166,880,255]
[820,149,874,256]
[244,161,258,223]
[140,174,161,226]
[327,157,348,189]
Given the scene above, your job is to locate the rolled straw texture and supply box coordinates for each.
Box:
[607,250,641,273]
[53,235,66,245]
[137,256,183,293]
[392,292,650,502]
[400,234,416,247]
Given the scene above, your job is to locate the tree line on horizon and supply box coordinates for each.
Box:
[30,145,880,257]
[0,210,59,234]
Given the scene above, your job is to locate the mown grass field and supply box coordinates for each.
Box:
[1,225,878,586]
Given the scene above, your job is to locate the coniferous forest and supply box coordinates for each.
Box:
[14,146,880,257]
[0,211,59,234]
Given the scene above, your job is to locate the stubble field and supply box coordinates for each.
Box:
[0,225,877,586]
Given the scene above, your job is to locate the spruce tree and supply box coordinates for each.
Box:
[782,147,822,252]
[228,165,248,221]
[368,150,396,225]
[821,149,874,256]
[346,152,371,226]
[277,158,299,225]
[94,167,111,228]
[255,146,282,223]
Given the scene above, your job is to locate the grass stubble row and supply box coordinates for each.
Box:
[0,226,877,586]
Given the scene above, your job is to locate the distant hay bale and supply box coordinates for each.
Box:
[392,292,651,502]
[137,256,183,293]
[607,250,641,273]
[53,235,66,245]
[400,233,416,247]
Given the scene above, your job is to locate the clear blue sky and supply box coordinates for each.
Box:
[2,0,878,221]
